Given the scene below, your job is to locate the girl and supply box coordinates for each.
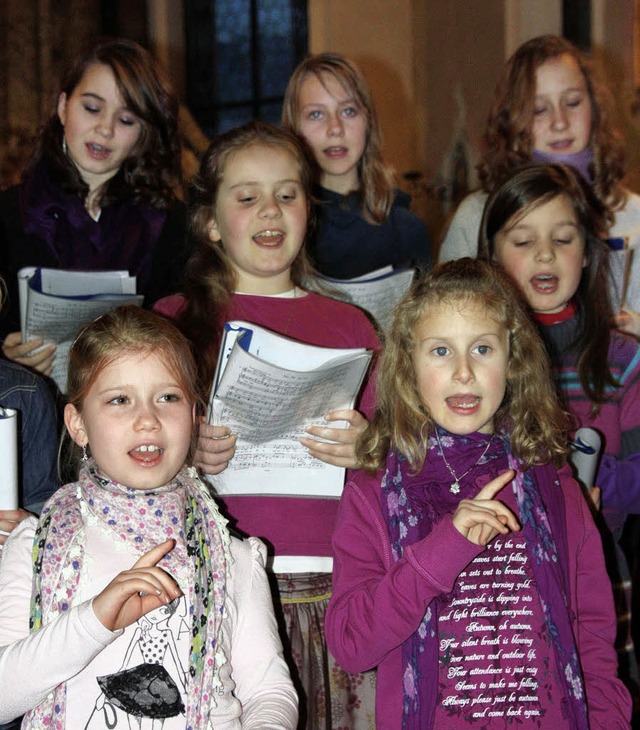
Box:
[154,121,380,728]
[439,35,640,336]
[0,37,190,377]
[0,305,298,729]
[325,258,631,729]
[282,51,431,279]
[479,162,640,699]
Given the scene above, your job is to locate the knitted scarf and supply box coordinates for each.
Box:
[531,147,594,185]
[24,461,232,730]
[380,428,588,729]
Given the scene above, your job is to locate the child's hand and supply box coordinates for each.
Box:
[614,307,640,339]
[452,470,520,546]
[92,539,183,632]
[0,509,33,546]
[194,418,237,475]
[301,409,368,469]
[2,331,56,375]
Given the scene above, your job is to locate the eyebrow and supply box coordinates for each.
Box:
[227,179,301,190]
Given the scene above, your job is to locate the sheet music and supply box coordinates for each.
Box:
[0,408,18,510]
[19,268,142,392]
[209,326,372,498]
[319,268,415,332]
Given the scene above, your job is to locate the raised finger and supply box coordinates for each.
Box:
[474,470,515,502]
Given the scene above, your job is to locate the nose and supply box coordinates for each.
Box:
[453,354,474,384]
[534,240,556,263]
[327,112,344,138]
[550,105,568,131]
[258,194,282,220]
[134,403,161,431]
[96,114,115,139]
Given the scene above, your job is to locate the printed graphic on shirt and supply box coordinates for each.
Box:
[436,533,564,726]
[83,596,189,728]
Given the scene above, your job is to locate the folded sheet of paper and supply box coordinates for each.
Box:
[0,407,18,511]
[208,321,373,498]
[318,266,415,332]
[19,268,143,392]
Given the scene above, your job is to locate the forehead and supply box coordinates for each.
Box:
[535,53,586,93]
[221,144,302,183]
[416,298,505,337]
[91,349,180,387]
[505,193,579,230]
[300,71,351,104]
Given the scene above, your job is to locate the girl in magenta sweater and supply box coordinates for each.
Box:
[326,259,629,728]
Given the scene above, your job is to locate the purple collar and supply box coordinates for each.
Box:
[531,147,594,185]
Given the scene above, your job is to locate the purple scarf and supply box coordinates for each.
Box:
[531,147,594,185]
[380,428,588,729]
[20,161,166,293]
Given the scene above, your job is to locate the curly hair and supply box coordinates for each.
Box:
[479,163,618,414]
[282,52,395,224]
[478,35,626,210]
[31,37,180,209]
[178,121,316,392]
[358,258,569,473]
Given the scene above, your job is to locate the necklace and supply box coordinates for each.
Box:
[435,429,495,494]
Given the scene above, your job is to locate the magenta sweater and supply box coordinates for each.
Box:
[154,290,380,559]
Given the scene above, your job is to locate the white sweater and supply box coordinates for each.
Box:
[0,518,298,728]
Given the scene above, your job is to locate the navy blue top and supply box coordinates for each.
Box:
[308,186,432,279]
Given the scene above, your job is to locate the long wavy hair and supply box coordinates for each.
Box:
[178,121,316,392]
[478,35,625,210]
[479,163,617,413]
[30,37,180,209]
[358,258,569,473]
[282,52,395,224]
[66,305,201,467]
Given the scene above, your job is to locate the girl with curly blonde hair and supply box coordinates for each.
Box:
[325,258,630,729]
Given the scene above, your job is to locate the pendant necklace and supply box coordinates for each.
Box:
[435,429,495,494]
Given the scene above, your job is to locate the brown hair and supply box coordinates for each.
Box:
[178,121,316,391]
[32,37,180,208]
[479,163,618,412]
[282,52,395,223]
[67,305,201,463]
[478,35,625,209]
[358,258,568,473]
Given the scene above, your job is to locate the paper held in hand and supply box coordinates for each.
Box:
[317,266,415,333]
[208,321,373,498]
[0,407,18,511]
[18,267,143,392]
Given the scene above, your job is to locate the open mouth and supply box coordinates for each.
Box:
[253,230,284,246]
[86,143,111,159]
[324,146,347,159]
[130,444,164,462]
[531,274,558,293]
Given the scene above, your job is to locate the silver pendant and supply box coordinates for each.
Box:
[450,481,461,494]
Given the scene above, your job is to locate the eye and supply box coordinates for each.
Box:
[474,344,492,356]
[119,115,137,126]
[342,106,358,118]
[308,109,323,120]
[108,395,129,405]
[431,346,449,357]
[278,187,299,202]
[83,104,100,114]
[237,194,256,204]
[564,96,584,109]
[512,238,532,248]
[533,105,547,116]
[159,393,182,403]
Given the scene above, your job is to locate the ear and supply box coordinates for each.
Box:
[207,217,222,244]
[57,92,68,127]
[64,403,87,447]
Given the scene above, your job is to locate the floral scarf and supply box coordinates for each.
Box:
[380,428,587,729]
[24,461,232,730]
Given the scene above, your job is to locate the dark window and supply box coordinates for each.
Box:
[184,0,308,137]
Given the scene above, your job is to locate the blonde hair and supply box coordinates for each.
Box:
[358,258,569,473]
[282,52,395,223]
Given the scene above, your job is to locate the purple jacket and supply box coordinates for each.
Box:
[325,465,630,729]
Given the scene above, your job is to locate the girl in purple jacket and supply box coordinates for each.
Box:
[326,258,630,728]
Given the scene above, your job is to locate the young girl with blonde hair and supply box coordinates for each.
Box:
[326,258,629,729]
[282,51,431,279]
